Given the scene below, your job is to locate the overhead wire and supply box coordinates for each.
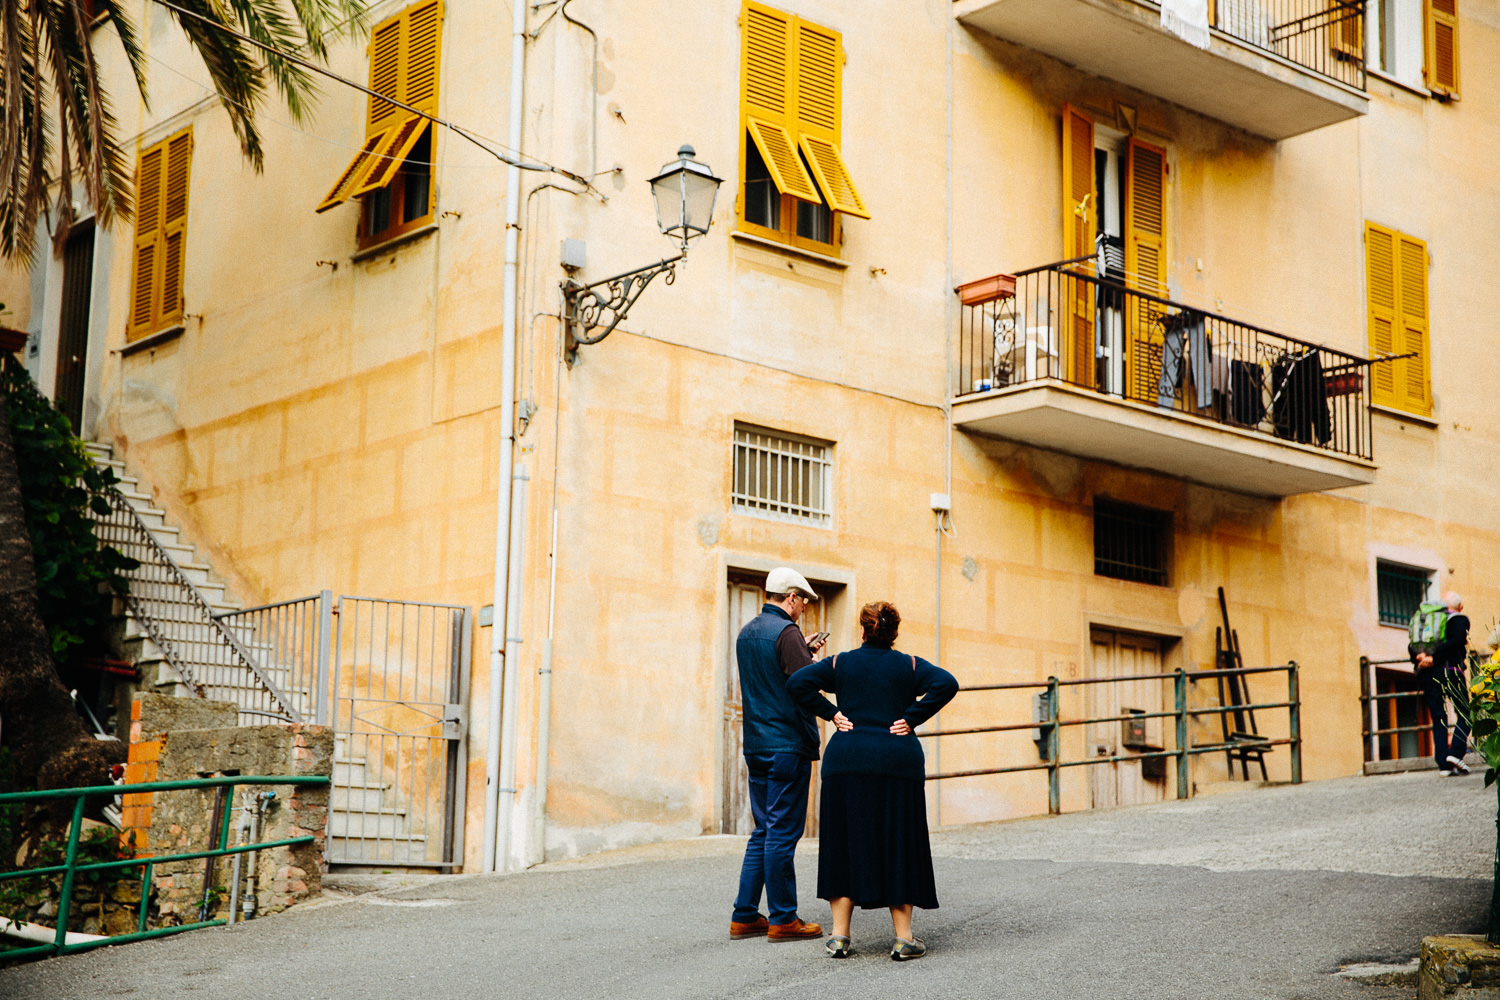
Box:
[144,0,598,192]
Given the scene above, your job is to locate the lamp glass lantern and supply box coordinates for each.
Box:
[649,145,723,252]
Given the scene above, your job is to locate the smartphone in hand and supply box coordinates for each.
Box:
[808,631,830,649]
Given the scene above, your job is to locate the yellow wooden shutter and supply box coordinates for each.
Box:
[127,127,191,340]
[128,142,164,339]
[1061,104,1095,387]
[324,0,442,213]
[1425,0,1459,98]
[158,129,192,329]
[793,19,867,218]
[1397,233,1432,414]
[1365,223,1398,406]
[742,2,819,203]
[1125,137,1167,300]
[1331,0,1363,60]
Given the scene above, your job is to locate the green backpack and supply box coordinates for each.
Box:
[1408,602,1450,655]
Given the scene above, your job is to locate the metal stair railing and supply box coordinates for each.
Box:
[91,486,303,724]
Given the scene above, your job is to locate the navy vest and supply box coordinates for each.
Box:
[737,606,819,758]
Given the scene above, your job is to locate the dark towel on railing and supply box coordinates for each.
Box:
[1272,352,1331,445]
[1229,360,1265,425]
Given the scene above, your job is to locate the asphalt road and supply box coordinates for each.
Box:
[1,769,1493,1000]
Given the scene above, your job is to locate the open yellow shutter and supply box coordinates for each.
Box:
[1425,0,1459,97]
[403,0,443,118]
[317,130,391,212]
[158,129,192,328]
[1061,105,1095,387]
[742,1,818,202]
[794,18,867,217]
[1331,0,1364,59]
[128,141,164,339]
[1365,223,1399,407]
[1397,234,1432,414]
[352,118,428,197]
[367,14,403,134]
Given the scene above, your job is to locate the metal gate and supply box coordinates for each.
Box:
[328,597,471,868]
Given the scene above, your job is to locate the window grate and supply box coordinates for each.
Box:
[1094,499,1171,586]
[1377,560,1430,627]
[732,425,832,527]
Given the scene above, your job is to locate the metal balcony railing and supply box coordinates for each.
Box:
[956,258,1374,461]
[1210,0,1366,89]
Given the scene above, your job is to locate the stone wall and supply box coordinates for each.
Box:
[121,694,332,925]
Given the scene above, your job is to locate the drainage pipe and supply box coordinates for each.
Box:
[494,466,529,870]
[227,792,253,922]
[483,0,529,874]
[530,516,559,867]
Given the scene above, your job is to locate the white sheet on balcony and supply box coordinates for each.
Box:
[1160,0,1210,49]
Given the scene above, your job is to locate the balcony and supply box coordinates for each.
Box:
[955,0,1368,140]
[952,261,1376,497]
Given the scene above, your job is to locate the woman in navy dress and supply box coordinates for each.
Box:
[788,601,958,961]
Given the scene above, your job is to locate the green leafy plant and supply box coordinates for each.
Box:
[0,354,137,663]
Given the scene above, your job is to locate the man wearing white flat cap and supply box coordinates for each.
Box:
[729,567,829,943]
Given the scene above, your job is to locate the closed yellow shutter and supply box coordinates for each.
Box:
[128,143,164,339]
[325,0,443,213]
[127,127,191,341]
[1365,223,1398,405]
[742,2,819,203]
[1425,0,1459,98]
[1125,138,1167,300]
[158,130,192,328]
[1062,105,1095,387]
[1365,223,1432,415]
[1397,233,1432,413]
[1331,0,1363,59]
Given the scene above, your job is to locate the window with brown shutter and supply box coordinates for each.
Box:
[127,127,192,342]
[317,0,442,247]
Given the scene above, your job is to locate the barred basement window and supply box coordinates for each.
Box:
[1093,499,1171,586]
[732,424,832,527]
[1377,560,1431,627]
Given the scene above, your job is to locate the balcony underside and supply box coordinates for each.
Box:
[953,381,1376,497]
[955,0,1368,140]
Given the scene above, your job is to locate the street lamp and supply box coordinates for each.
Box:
[562,145,723,363]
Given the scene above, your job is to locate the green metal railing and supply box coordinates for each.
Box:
[0,774,328,962]
[920,663,1301,813]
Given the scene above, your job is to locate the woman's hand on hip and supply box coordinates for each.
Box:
[832,712,853,732]
[889,719,912,736]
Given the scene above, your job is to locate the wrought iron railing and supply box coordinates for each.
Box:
[215,593,333,726]
[90,488,303,724]
[1210,0,1366,90]
[921,663,1302,814]
[956,259,1374,461]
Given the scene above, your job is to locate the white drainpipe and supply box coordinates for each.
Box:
[483,0,529,873]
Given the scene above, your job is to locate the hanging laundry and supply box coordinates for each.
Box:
[1161,0,1211,49]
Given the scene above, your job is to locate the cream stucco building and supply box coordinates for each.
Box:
[4,0,1497,872]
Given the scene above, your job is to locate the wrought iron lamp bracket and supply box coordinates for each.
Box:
[562,253,684,365]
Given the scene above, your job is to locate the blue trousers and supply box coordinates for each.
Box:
[1419,667,1470,768]
[732,752,811,925]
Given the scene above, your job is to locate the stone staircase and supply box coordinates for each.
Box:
[86,442,431,867]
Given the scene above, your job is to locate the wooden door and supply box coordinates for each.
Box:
[54,223,94,432]
[1088,628,1168,809]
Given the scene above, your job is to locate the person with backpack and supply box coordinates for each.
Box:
[1409,591,1473,775]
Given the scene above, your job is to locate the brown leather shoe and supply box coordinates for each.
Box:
[730,916,769,939]
[768,918,823,942]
